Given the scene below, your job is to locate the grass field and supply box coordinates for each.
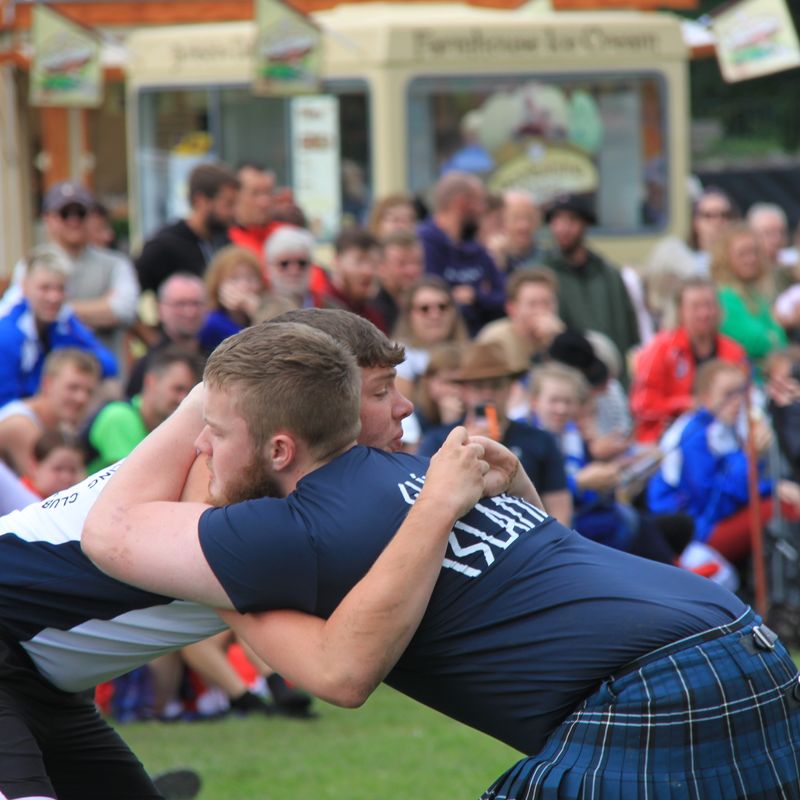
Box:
[116,684,519,799]
[119,651,800,798]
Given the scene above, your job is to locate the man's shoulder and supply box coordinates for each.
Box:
[143,220,197,249]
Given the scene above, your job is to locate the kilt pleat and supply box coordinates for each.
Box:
[482,610,800,800]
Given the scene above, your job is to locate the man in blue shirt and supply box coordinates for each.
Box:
[0,245,117,406]
[85,314,800,800]
[418,172,506,336]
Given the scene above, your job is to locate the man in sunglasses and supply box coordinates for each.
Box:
[0,182,140,366]
[260,225,323,318]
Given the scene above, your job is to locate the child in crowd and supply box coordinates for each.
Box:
[648,359,800,565]
[21,430,86,499]
[527,363,681,564]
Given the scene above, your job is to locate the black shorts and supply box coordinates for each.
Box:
[0,634,161,800]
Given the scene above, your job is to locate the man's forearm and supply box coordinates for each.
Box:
[222,490,461,706]
[80,386,230,606]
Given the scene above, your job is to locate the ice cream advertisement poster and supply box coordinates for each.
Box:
[712,0,800,82]
[464,82,603,203]
[253,0,322,96]
[30,5,102,107]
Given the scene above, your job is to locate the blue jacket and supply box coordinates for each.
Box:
[417,219,506,336]
[0,299,117,406]
[647,408,771,542]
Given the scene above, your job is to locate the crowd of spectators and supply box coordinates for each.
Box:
[4,162,800,722]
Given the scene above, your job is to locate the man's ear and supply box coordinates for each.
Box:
[267,432,296,472]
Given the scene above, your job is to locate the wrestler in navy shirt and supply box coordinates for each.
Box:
[199,445,744,755]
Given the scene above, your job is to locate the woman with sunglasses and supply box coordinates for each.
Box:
[689,186,737,276]
[392,275,469,398]
[200,246,267,350]
[711,223,786,378]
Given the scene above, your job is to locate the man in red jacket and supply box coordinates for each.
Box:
[631,276,746,442]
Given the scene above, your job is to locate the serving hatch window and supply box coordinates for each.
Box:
[407,73,668,234]
[135,81,370,241]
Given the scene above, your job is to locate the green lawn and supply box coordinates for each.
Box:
[119,651,800,798]
[116,684,519,799]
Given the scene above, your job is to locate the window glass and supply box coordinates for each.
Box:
[408,74,667,233]
[136,82,370,240]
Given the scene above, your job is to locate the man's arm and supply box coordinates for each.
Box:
[220,427,492,707]
[81,385,233,607]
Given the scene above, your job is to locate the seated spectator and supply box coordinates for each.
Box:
[689,187,737,276]
[0,183,140,366]
[85,348,201,473]
[258,226,321,319]
[373,230,424,333]
[0,246,116,408]
[0,348,99,476]
[548,330,631,452]
[478,267,565,371]
[477,192,505,265]
[21,431,86,499]
[367,192,417,239]
[418,342,572,526]
[642,236,696,331]
[648,359,800,565]
[86,201,117,250]
[126,273,209,398]
[712,224,787,376]
[392,276,469,398]
[200,246,267,351]
[764,347,800,481]
[401,343,465,450]
[228,162,277,259]
[491,189,543,274]
[135,163,239,294]
[541,194,639,383]
[631,277,746,443]
[321,229,387,332]
[747,202,792,296]
[417,171,506,335]
[528,363,677,563]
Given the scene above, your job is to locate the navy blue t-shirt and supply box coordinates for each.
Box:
[199,446,744,755]
[419,419,567,496]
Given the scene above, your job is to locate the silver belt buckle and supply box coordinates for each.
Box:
[752,624,777,651]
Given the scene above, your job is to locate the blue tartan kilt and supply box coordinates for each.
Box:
[483,609,800,800]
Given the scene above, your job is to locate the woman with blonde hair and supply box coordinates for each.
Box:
[392,275,469,397]
[200,246,267,350]
[711,223,786,373]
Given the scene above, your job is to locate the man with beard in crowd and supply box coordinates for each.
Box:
[417,171,506,336]
[542,194,639,383]
[135,163,239,294]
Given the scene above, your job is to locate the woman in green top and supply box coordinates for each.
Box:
[712,223,787,378]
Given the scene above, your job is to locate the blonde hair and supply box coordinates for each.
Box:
[529,362,591,404]
[709,224,768,294]
[204,246,264,311]
[693,358,747,399]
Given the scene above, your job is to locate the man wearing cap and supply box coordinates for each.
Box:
[0,181,140,365]
[541,194,639,383]
[418,341,572,526]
